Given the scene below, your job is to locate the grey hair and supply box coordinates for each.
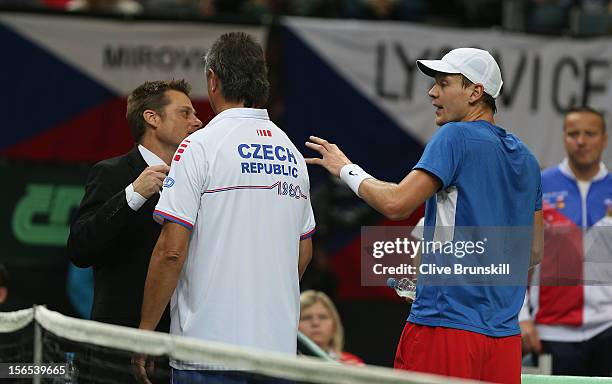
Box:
[203,32,269,108]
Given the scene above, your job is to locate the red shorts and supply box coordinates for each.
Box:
[394,322,521,384]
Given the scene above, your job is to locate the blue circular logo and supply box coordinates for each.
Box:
[163,177,175,188]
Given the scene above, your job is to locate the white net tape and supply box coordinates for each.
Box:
[0,307,33,333]
[0,306,478,384]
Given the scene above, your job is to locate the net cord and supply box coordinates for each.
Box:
[32,306,474,384]
[0,307,33,332]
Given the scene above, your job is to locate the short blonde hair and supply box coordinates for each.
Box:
[300,290,344,353]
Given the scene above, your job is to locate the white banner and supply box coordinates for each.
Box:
[285,17,612,168]
[0,13,266,99]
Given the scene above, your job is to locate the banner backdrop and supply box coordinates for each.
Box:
[0,12,264,315]
[0,12,265,162]
[279,18,612,302]
[283,17,612,168]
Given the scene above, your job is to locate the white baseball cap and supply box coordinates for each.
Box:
[416,48,503,99]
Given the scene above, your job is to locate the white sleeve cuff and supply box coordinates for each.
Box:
[518,293,532,322]
[125,183,148,211]
[339,164,373,198]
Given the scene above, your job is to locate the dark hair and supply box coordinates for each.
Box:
[126,79,192,143]
[203,32,269,108]
[461,75,498,114]
[564,106,607,133]
[0,264,8,288]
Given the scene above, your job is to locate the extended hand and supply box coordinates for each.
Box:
[133,164,170,199]
[305,136,352,177]
[519,320,542,355]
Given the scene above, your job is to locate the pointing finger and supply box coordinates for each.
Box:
[305,158,322,165]
[305,141,324,152]
[309,136,332,150]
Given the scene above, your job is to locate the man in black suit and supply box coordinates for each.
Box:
[67,79,202,382]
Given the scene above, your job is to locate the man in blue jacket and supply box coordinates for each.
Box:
[521,107,612,376]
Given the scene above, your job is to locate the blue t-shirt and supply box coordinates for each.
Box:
[409,120,542,337]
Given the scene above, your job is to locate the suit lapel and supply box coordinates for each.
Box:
[126,146,148,180]
[127,146,162,212]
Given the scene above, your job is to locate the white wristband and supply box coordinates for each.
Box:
[340,164,372,198]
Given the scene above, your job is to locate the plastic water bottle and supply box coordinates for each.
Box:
[387,277,416,300]
[64,352,79,384]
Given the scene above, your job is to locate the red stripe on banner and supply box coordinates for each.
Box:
[177,148,184,153]
[267,130,272,136]
[174,155,181,161]
[0,99,214,163]
[0,97,132,162]
[180,143,188,148]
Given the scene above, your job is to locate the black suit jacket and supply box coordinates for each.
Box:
[67,146,170,332]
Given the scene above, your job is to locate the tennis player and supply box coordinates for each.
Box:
[306,47,543,383]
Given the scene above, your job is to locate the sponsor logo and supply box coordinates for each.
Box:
[555,194,565,209]
[543,190,568,209]
[163,177,175,188]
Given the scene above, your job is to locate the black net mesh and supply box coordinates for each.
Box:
[0,307,451,384]
[42,328,169,384]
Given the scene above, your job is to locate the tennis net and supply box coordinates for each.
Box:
[0,305,477,384]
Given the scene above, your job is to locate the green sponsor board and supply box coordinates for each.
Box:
[0,161,90,266]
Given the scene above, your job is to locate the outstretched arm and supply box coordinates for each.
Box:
[305,136,440,220]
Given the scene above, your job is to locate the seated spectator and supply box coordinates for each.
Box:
[299,290,364,365]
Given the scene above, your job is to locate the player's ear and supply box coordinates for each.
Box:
[208,69,218,93]
[469,83,485,105]
[143,109,159,128]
